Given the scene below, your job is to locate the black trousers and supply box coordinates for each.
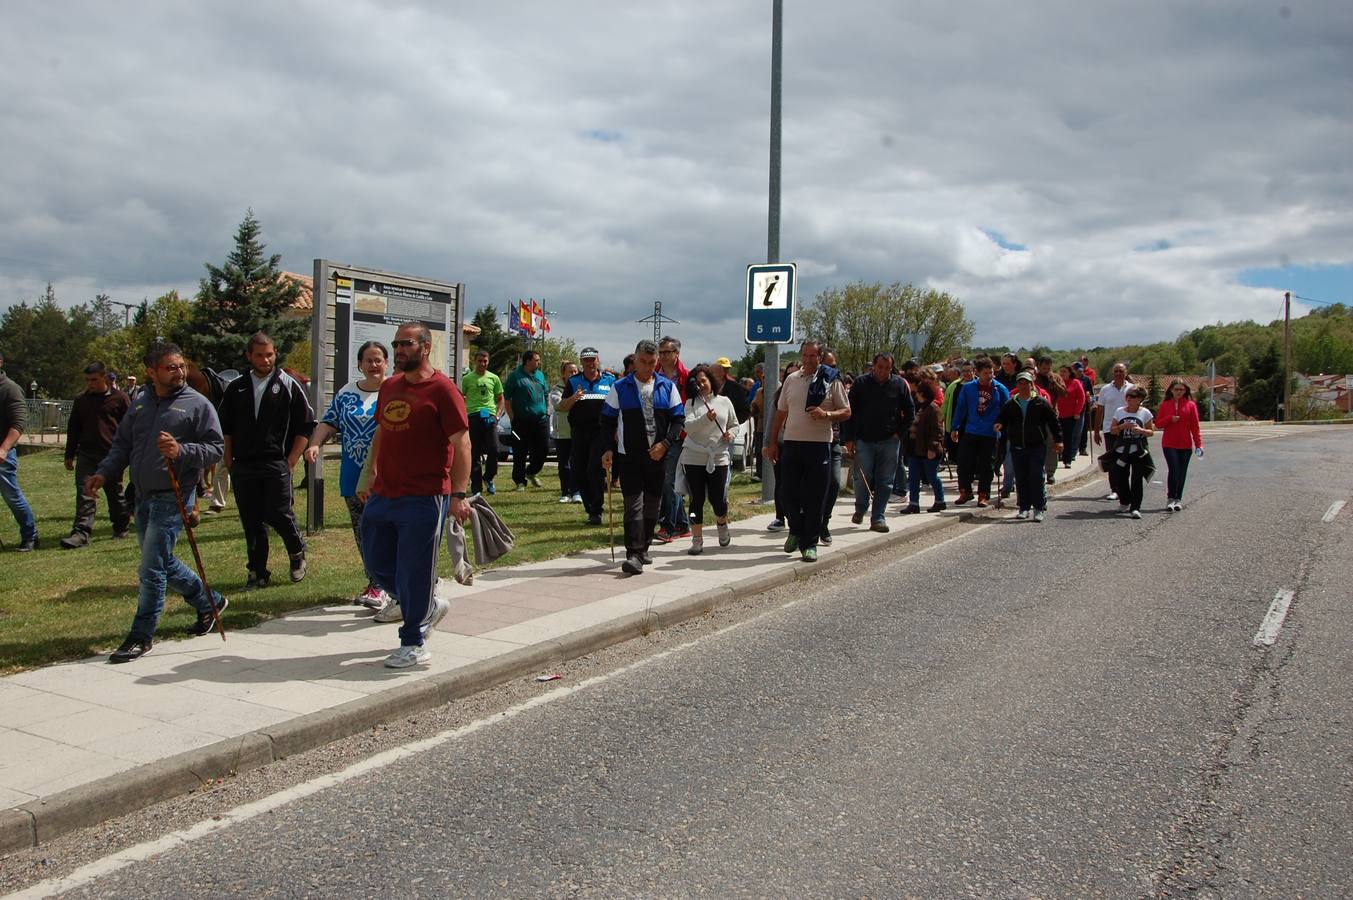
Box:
[684,463,729,525]
[72,450,130,537]
[782,440,831,550]
[958,433,997,497]
[571,430,607,515]
[511,415,548,485]
[468,415,499,493]
[617,452,665,555]
[232,459,306,578]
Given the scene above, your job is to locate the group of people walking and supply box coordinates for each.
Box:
[2,330,1206,671]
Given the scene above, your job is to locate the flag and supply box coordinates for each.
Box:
[506,303,520,334]
[531,299,544,335]
[518,300,533,334]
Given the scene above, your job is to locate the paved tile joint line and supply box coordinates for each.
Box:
[0,454,1108,853]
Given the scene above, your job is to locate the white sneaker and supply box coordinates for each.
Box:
[384,645,430,668]
[558,495,572,503]
[1014,509,1029,520]
[1130,509,1142,519]
[570,493,583,503]
[372,596,403,623]
[1033,510,1045,523]
[424,596,450,634]
[1106,491,1118,501]
[1173,500,1183,511]
[355,586,387,610]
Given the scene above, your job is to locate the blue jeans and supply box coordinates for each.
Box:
[1001,444,1016,493]
[131,490,220,642]
[908,455,945,505]
[853,437,900,523]
[1163,447,1192,500]
[659,436,688,533]
[1058,417,1081,465]
[0,449,37,542]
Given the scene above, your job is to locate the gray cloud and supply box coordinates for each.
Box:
[2,0,1350,368]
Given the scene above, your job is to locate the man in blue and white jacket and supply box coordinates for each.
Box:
[949,357,1010,507]
[600,340,685,576]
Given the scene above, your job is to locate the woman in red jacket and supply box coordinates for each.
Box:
[1055,364,1086,468]
[1157,379,1203,511]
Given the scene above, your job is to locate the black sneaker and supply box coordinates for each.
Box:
[819,529,833,545]
[60,532,89,550]
[109,638,152,663]
[245,572,271,591]
[17,537,39,552]
[927,501,947,513]
[621,555,644,575]
[586,514,603,526]
[192,596,228,636]
[290,553,307,583]
[639,551,654,565]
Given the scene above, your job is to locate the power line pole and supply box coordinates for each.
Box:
[761,0,783,504]
[636,301,679,344]
[1283,291,1292,422]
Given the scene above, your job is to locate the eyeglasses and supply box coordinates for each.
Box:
[658,349,677,355]
[391,339,419,349]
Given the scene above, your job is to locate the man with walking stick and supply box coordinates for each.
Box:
[87,343,228,663]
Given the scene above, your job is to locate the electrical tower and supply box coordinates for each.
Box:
[636,301,679,343]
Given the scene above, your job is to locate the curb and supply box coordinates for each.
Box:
[0,462,1103,856]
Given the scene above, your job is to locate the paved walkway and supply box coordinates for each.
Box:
[1,452,1101,851]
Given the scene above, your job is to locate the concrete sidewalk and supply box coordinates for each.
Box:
[1,453,1102,853]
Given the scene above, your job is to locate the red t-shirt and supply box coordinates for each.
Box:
[372,371,469,498]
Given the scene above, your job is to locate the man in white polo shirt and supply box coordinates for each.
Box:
[763,339,850,564]
[1092,362,1133,501]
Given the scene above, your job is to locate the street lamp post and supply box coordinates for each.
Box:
[761,0,783,504]
[29,380,37,399]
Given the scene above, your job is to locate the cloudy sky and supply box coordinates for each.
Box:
[2,0,1350,368]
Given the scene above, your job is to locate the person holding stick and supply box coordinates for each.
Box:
[87,343,228,663]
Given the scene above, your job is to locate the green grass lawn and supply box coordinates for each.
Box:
[0,448,767,672]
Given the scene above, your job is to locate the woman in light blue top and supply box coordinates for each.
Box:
[304,340,388,608]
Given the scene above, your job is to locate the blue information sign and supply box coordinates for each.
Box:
[744,263,796,344]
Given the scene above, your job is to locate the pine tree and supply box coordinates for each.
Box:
[175,211,308,371]
[469,304,522,374]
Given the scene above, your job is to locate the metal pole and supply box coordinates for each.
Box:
[1283,291,1292,423]
[761,0,782,505]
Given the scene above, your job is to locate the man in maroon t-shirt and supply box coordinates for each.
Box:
[357,322,472,668]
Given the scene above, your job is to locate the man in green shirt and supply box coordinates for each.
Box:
[460,350,505,495]
[503,350,549,490]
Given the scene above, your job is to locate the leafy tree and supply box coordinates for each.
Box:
[0,284,97,397]
[732,343,766,380]
[798,281,974,375]
[83,291,194,381]
[529,336,579,387]
[174,210,307,371]
[1146,372,1163,409]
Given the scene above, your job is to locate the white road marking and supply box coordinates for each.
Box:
[1253,589,1296,647]
[1321,501,1346,524]
[9,522,993,899]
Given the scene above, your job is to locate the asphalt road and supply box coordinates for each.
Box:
[12,426,1352,898]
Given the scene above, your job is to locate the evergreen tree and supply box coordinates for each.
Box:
[469,304,522,374]
[1236,343,1284,419]
[0,284,97,397]
[175,210,307,371]
[1147,372,1163,409]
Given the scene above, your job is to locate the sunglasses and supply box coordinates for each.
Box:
[391,339,421,349]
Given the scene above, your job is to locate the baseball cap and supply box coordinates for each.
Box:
[580,347,599,359]
[715,357,733,368]
[1016,371,1035,383]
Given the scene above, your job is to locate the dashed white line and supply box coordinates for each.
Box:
[1253,589,1296,647]
[1321,500,1346,524]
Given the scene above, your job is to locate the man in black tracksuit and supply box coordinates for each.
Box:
[219,333,314,588]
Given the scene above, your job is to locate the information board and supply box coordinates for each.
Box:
[745,263,796,344]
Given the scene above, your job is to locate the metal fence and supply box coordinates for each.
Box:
[23,399,72,435]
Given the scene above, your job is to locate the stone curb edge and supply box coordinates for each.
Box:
[0,462,1103,856]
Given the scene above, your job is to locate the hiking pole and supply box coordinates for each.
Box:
[161,446,226,641]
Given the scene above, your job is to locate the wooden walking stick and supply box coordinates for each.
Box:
[161,445,226,641]
[606,460,616,562]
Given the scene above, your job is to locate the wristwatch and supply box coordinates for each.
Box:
[450,491,468,499]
